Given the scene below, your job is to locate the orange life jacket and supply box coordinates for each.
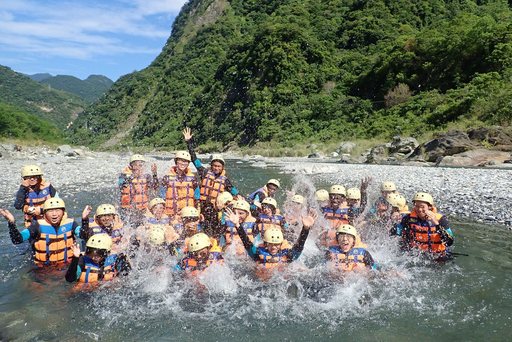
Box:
[322,206,349,228]
[33,217,75,267]
[88,218,124,244]
[406,211,447,253]
[180,252,224,276]
[327,246,369,272]
[78,255,117,283]
[199,170,227,204]
[164,166,196,216]
[120,167,150,210]
[319,229,367,249]
[225,217,256,254]
[23,179,52,224]
[256,214,286,236]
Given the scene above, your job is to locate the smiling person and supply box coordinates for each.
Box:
[247,179,280,217]
[1,198,80,268]
[161,150,198,218]
[227,207,316,281]
[393,192,454,258]
[14,165,58,227]
[80,204,124,246]
[326,224,378,273]
[175,232,224,276]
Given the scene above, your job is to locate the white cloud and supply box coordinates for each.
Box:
[0,0,186,59]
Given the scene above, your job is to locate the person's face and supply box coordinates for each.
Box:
[211,161,224,174]
[151,204,165,218]
[192,246,210,263]
[262,204,274,216]
[24,175,42,187]
[337,233,355,253]
[234,208,248,223]
[267,184,278,196]
[44,208,64,225]
[414,201,430,220]
[130,161,145,173]
[382,190,396,198]
[88,248,106,264]
[329,194,344,208]
[347,198,360,207]
[265,242,282,255]
[377,201,389,218]
[97,214,115,227]
[175,158,189,172]
[183,216,199,232]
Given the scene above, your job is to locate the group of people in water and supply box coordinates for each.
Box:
[0,128,455,287]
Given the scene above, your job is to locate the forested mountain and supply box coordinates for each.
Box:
[70,0,512,149]
[0,66,85,129]
[39,74,113,103]
[28,73,52,82]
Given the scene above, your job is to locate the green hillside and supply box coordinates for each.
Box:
[40,74,113,103]
[70,0,512,149]
[0,101,63,142]
[0,66,85,129]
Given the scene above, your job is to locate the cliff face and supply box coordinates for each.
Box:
[70,0,512,149]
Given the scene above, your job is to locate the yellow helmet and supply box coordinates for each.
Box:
[346,188,361,200]
[210,154,225,165]
[267,179,280,188]
[263,226,284,244]
[43,198,65,211]
[181,206,200,218]
[315,189,329,202]
[413,192,434,206]
[216,192,233,209]
[175,150,191,162]
[386,193,406,209]
[232,199,250,212]
[336,224,358,238]
[381,181,397,192]
[149,227,166,246]
[86,233,112,251]
[291,194,304,204]
[188,233,211,252]
[21,165,43,177]
[261,197,277,208]
[329,184,346,196]
[95,204,116,217]
[130,154,146,163]
[149,198,166,209]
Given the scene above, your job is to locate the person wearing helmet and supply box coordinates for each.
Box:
[182,127,238,233]
[175,232,223,275]
[255,197,287,238]
[171,206,205,256]
[284,194,305,229]
[315,189,329,208]
[223,199,257,254]
[368,181,398,220]
[326,224,378,272]
[118,154,159,221]
[161,150,199,218]
[386,193,410,226]
[247,179,280,216]
[226,208,316,280]
[322,185,350,227]
[65,234,130,284]
[80,204,124,246]
[0,198,80,267]
[392,192,454,258]
[133,198,179,253]
[14,165,58,227]
[346,187,363,225]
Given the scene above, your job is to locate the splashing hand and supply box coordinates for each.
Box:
[182,127,193,141]
[151,163,158,175]
[225,208,239,225]
[82,205,92,220]
[0,208,15,223]
[361,176,372,191]
[301,209,318,230]
[71,241,81,258]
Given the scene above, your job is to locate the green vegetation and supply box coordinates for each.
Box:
[0,102,63,143]
[0,66,85,129]
[70,0,512,150]
[40,74,113,103]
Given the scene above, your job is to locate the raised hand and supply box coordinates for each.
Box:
[0,208,15,223]
[225,208,239,225]
[182,127,193,142]
[151,163,158,176]
[361,176,372,192]
[21,178,31,188]
[301,209,318,229]
[82,205,92,220]
[71,241,81,258]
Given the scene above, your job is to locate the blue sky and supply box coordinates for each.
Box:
[0,0,187,81]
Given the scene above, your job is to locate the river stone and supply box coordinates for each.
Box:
[57,145,78,157]
[437,149,511,167]
[411,130,475,162]
[389,136,419,155]
[365,145,387,164]
[467,126,512,150]
[308,152,324,159]
[330,152,339,158]
[338,142,356,154]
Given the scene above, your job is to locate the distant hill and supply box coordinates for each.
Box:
[39,74,113,103]
[0,101,63,142]
[28,73,52,82]
[0,65,85,129]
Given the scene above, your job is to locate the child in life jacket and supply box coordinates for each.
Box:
[227,208,316,281]
[81,204,124,246]
[65,234,130,284]
[326,224,378,273]
[223,199,256,254]
[175,232,223,276]
[14,165,58,227]
[254,197,287,237]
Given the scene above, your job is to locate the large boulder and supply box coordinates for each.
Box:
[57,145,78,157]
[365,144,387,164]
[389,135,419,155]
[437,149,511,167]
[338,141,356,154]
[467,126,512,151]
[410,130,475,162]
[308,151,325,159]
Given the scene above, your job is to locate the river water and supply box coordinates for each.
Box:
[0,160,511,341]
